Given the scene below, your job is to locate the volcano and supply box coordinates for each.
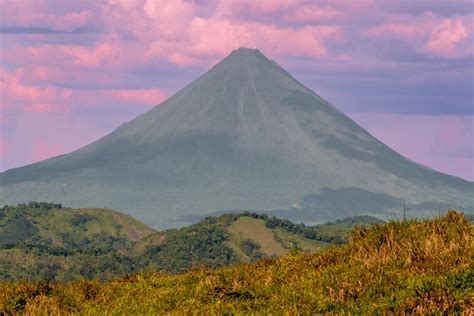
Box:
[1,48,472,228]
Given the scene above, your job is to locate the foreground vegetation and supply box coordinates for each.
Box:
[1,211,472,314]
[0,202,379,281]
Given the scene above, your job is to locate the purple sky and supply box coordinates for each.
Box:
[0,0,473,180]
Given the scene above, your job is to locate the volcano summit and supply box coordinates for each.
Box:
[1,48,472,228]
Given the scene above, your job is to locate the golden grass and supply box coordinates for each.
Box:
[227,216,287,256]
[1,210,472,314]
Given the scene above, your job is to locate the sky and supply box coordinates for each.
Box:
[0,0,473,180]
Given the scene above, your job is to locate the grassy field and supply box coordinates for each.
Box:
[227,217,287,257]
[1,210,472,314]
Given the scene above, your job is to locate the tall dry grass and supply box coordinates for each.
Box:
[1,210,472,314]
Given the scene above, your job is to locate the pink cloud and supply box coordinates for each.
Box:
[0,1,98,32]
[1,67,166,118]
[366,14,472,58]
[3,0,349,71]
[35,43,121,67]
[366,23,425,39]
[98,88,167,105]
[187,18,344,58]
[335,53,353,61]
[71,42,123,67]
[142,17,344,66]
[16,66,56,82]
[95,0,348,66]
[214,0,296,18]
[0,68,72,109]
[168,52,201,67]
[104,0,197,42]
[326,0,374,10]
[426,18,469,58]
[143,0,196,21]
[23,103,70,113]
[214,0,372,22]
[15,65,127,89]
[66,88,166,108]
[2,41,126,70]
[283,4,343,23]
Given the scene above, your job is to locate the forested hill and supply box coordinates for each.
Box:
[0,202,382,281]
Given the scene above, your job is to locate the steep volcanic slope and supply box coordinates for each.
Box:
[1,48,472,228]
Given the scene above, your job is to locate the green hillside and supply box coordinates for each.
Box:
[1,211,471,314]
[0,202,155,281]
[0,202,381,281]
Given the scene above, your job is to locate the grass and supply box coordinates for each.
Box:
[272,227,327,252]
[227,217,287,256]
[1,210,472,314]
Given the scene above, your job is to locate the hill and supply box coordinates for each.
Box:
[0,202,381,281]
[133,211,378,274]
[0,202,155,281]
[1,211,471,314]
[1,48,472,229]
